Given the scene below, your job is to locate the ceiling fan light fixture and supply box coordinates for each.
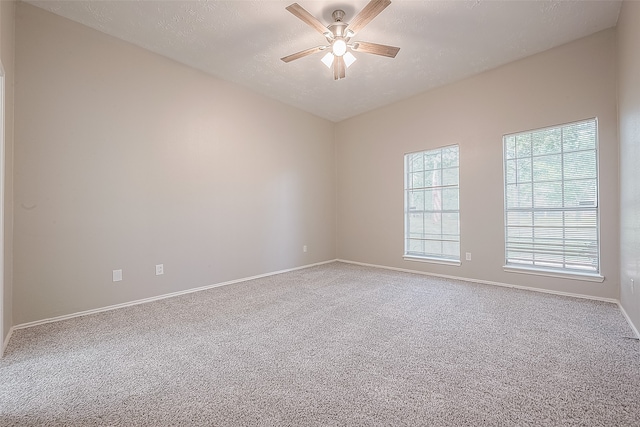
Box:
[321,52,335,68]
[282,1,399,79]
[332,39,347,56]
[344,51,357,68]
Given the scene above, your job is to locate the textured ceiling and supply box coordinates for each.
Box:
[26,0,621,122]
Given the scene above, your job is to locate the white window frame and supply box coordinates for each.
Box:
[404,145,460,266]
[502,118,603,282]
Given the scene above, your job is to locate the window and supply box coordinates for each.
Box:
[503,118,600,278]
[404,145,460,263]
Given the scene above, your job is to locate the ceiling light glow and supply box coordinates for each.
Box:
[332,39,347,57]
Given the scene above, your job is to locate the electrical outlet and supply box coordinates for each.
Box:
[156,264,164,276]
[303,245,307,253]
[112,269,122,282]
[465,252,471,261]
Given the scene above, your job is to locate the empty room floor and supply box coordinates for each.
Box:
[2,262,639,426]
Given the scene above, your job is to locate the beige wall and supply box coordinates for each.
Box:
[13,3,335,325]
[618,1,640,332]
[9,3,629,327]
[336,29,619,300]
[1,0,15,345]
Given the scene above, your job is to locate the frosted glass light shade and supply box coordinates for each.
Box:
[321,52,334,68]
[344,52,357,68]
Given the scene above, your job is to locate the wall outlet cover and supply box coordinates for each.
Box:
[112,269,122,282]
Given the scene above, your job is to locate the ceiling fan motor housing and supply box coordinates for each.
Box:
[327,10,348,40]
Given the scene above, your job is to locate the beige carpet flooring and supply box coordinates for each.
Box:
[1,262,639,426]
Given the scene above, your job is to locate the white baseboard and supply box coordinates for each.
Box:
[618,302,640,339]
[2,326,13,357]
[336,259,619,304]
[11,259,338,333]
[8,258,637,350]
[336,259,640,337]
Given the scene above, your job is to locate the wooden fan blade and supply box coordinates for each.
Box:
[333,55,346,80]
[352,41,400,58]
[281,46,325,63]
[286,3,329,36]
[345,0,391,36]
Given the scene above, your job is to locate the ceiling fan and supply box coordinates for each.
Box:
[281,0,400,80]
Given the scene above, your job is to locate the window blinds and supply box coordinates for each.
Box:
[504,119,599,273]
[405,145,460,261]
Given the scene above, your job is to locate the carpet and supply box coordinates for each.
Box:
[1,262,639,426]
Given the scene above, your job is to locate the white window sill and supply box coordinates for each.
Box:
[404,255,461,266]
[503,265,604,283]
